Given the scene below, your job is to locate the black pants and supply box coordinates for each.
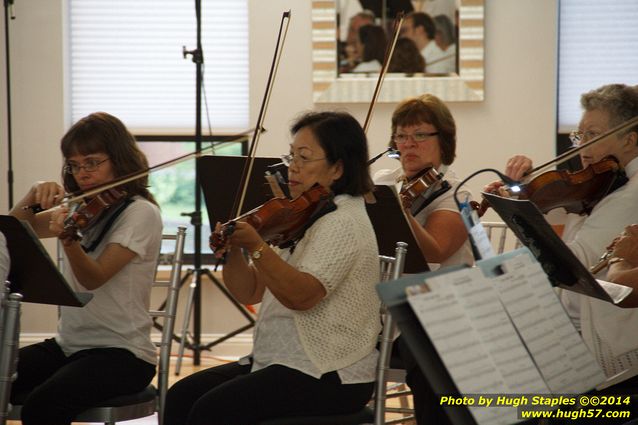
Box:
[164,361,374,425]
[10,338,156,425]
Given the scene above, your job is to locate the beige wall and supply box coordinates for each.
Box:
[0,0,558,353]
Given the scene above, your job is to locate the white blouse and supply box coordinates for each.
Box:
[242,194,382,382]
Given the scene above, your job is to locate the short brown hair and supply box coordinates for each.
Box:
[390,94,456,165]
[61,112,157,205]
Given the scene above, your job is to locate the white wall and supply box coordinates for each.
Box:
[0,0,558,344]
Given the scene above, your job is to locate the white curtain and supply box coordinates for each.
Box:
[558,0,638,132]
[68,0,248,133]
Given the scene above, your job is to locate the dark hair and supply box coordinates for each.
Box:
[290,111,373,196]
[581,84,638,138]
[408,12,436,40]
[390,94,456,165]
[60,112,157,205]
[434,14,456,47]
[358,24,387,63]
[388,37,425,73]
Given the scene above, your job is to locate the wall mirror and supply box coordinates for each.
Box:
[311,0,484,103]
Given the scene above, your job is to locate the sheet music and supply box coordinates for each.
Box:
[405,252,606,425]
[497,256,605,394]
[426,269,550,395]
[596,279,633,304]
[409,269,523,425]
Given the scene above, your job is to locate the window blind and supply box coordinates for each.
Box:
[558,0,638,132]
[68,0,248,133]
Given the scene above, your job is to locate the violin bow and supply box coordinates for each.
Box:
[229,10,292,220]
[26,131,253,210]
[527,115,638,177]
[363,11,404,134]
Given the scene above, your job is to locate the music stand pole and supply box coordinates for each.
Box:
[4,0,14,208]
[179,1,257,367]
[182,0,205,365]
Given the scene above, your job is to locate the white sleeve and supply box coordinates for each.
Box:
[106,201,163,261]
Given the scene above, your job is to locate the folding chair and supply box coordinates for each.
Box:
[8,226,187,425]
[0,284,22,425]
[482,221,522,254]
[258,241,409,425]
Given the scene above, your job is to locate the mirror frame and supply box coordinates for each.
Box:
[311,0,485,103]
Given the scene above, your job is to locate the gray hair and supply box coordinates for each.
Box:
[581,84,638,136]
[434,14,455,46]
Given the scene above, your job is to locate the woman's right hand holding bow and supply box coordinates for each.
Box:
[483,155,534,193]
[9,181,66,238]
[29,181,66,210]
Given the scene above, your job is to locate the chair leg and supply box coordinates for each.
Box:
[175,279,196,376]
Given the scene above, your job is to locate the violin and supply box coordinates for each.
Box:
[58,188,128,242]
[399,164,447,210]
[474,156,626,217]
[475,115,638,217]
[209,184,334,252]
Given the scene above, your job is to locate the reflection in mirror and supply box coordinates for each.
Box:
[312,0,484,103]
[338,1,458,76]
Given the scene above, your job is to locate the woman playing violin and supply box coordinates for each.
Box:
[165,111,381,425]
[375,93,473,268]
[9,112,162,425]
[374,94,472,425]
[494,84,638,405]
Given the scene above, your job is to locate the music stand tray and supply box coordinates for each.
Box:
[0,215,92,307]
[482,193,612,302]
[366,185,429,274]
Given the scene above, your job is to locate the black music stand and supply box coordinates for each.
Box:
[178,155,284,358]
[377,252,545,425]
[482,192,612,302]
[0,215,92,306]
[366,185,429,274]
[376,265,476,425]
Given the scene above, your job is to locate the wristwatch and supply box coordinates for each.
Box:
[251,243,266,260]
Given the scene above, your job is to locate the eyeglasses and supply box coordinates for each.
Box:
[393,131,439,145]
[280,153,326,168]
[64,158,110,175]
[569,130,601,147]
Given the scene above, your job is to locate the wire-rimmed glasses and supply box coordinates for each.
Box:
[64,158,110,175]
[392,131,439,145]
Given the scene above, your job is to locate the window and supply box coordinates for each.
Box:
[68,0,248,132]
[67,0,249,255]
[558,0,638,133]
[138,139,244,256]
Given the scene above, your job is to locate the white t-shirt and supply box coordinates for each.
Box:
[352,60,382,73]
[560,156,638,377]
[422,40,446,73]
[56,197,163,365]
[374,166,474,270]
[245,194,381,381]
[429,43,456,74]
